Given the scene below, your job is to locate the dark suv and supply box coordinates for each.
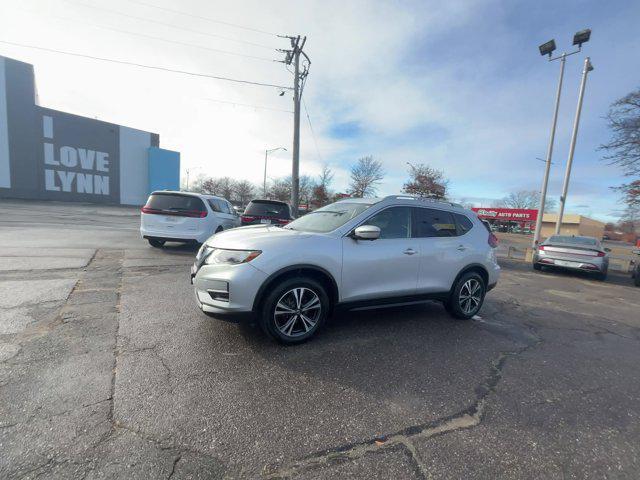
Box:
[241,199,293,226]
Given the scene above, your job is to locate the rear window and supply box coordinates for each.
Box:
[548,235,597,246]
[145,193,206,213]
[245,201,290,218]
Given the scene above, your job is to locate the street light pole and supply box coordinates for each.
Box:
[532,53,566,246]
[263,147,287,197]
[555,57,593,234]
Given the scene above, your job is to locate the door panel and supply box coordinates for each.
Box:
[341,207,419,302]
[412,207,468,293]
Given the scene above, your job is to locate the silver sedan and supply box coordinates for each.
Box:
[533,235,610,280]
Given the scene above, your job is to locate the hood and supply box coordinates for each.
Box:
[204,225,315,250]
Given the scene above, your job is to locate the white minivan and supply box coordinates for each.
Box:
[140,191,240,247]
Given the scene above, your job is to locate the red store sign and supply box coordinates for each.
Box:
[472,207,538,222]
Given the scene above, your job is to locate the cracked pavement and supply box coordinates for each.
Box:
[1,200,640,479]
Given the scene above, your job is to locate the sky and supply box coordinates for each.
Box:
[0,0,639,221]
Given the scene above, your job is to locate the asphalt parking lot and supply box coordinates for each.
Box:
[1,200,640,479]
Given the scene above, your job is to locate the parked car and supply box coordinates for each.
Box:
[191,195,501,344]
[632,249,640,287]
[240,199,293,226]
[533,234,610,280]
[233,205,244,215]
[140,191,240,247]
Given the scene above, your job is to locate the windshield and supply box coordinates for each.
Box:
[547,235,597,246]
[285,201,373,232]
[245,201,290,218]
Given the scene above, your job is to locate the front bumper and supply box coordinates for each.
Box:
[192,261,268,315]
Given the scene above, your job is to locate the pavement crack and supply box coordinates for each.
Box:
[264,323,543,479]
[168,454,182,479]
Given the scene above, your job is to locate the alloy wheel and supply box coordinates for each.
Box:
[459,278,482,315]
[274,287,322,338]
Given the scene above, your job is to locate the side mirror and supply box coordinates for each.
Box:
[352,225,381,240]
[604,247,612,253]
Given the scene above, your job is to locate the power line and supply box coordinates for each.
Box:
[302,98,323,164]
[29,9,276,63]
[126,0,278,37]
[67,0,277,51]
[205,98,292,113]
[0,40,292,89]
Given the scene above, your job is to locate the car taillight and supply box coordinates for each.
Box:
[276,218,290,224]
[597,251,605,257]
[538,245,545,251]
[488,233,498,248]
[241,215,254,222]
[141,206,160,214]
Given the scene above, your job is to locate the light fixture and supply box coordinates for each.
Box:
[539,39,556,57]
[572,29,591,47]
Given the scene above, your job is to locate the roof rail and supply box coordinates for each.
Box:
[382,195,464,209]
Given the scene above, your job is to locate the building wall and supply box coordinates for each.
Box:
[0,55,178,206]
[0,58,10,189]
[540,213,604,239]
[148,147,180,193]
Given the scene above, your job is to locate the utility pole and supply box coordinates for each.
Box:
[532,53,566,246]
[279,35,309,217]
[555,57,593,234]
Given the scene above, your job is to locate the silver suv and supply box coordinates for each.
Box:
[191,195,500,344]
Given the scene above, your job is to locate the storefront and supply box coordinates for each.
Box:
[472,207,538,233]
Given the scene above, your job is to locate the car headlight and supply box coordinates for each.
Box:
[203,249,261,265]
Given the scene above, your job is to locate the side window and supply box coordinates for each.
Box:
[365,207,411,239]
[454,213,474,235]
[219,201,231,214]
[413,208,457,237]
[207,199,221,212]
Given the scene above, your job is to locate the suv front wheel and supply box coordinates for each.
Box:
[446,272,486,320]
[259,277,329,344]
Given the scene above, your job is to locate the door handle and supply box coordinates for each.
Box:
[403,248,417,255]
[457,245,467,251]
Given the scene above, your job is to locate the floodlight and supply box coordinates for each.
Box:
[573,29,591,47]
[539,39,556,57]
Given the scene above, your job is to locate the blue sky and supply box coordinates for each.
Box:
[1,0,638,221]
[305,0,640,221]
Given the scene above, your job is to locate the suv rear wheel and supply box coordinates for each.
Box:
[446,272,486,320]
[259,277,329,344]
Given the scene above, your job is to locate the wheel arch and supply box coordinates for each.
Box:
[450,263,489,294]
[252,264,339,312]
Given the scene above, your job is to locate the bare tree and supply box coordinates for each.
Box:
[200,177,222,195]
[601,88,640,207]
[233,180,256,205]
[312,165,334,207]
[500,190,540,209]
[402,163,448,199]
[299,175,314,208]
[349,156,384,197]
[268,177,292,202]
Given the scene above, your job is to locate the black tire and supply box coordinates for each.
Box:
[634,270,640,287]
[446,272,486,320]
[259,276,329,344]
[595,270,607,282]
[533,263,542,271]
[148,239,165,248]
[215,226,223,233]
